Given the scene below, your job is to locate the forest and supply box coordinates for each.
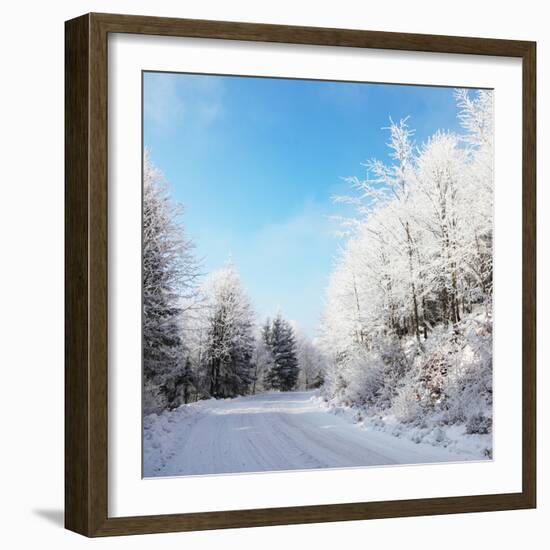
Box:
[319,88,493,448]
[143,156,324,415]
[143,88,493,455]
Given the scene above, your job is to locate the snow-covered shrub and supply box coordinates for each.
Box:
[437,314,493,430]
[466,413,492,435]
[322,335,412,416]
[391,372,424,424]
[375,335,411,409]
[388,312,492,434]
[342,348,386,407]
[320,350,351,403]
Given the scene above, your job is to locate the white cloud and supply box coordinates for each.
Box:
[236,201,341,335]
[143,73,224,134]
[250,202,333,262]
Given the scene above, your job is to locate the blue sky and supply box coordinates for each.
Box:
[143,72,463,336]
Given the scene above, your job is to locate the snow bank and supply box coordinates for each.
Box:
[315,396,490,459]
[318,311,493,459]
[143,395,252,476]
[143,403,201,476]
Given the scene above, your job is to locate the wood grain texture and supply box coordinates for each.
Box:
[91,12,533,56]
[64,12,537,537]
[65,14,91,535]
[521,42,537,509]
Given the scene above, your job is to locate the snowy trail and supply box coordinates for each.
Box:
[144,390,469,477]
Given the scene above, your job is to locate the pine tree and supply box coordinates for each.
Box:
[142,153,200,414]
[264,313,299,391]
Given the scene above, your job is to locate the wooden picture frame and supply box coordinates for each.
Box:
[65,12,536,537]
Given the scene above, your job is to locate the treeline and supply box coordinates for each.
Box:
[319,89,494,437]
[143,154,325,414]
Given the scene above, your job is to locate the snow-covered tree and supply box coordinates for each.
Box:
[319,89,494,434]
[249,320,275,394]
[142,153,200,413]
[263,313,299,391]
[295,331,326,390]
[200,263,255,398]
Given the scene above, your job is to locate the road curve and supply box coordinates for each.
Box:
[149,391,466,477]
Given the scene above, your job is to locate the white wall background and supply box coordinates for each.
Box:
[0,0,545,548]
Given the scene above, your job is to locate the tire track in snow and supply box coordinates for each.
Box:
[148,390,466,477]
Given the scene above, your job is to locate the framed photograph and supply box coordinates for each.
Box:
[65,13,536,536]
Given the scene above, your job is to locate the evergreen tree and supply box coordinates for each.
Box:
[264,313,299,391]
[159,356,195,408]
[142,153,200,414]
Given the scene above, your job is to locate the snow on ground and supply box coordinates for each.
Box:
[143,390,485,477]
[315,397,492,460]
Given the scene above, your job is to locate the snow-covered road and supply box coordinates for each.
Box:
[144,390,469,477]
